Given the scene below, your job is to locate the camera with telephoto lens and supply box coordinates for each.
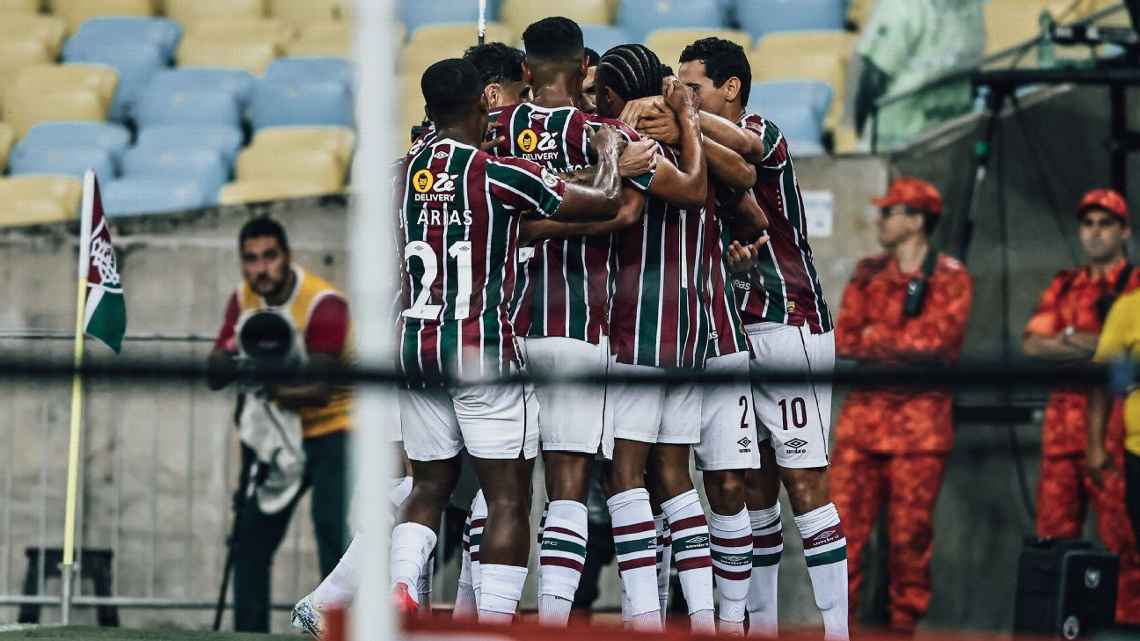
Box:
[236,310,302,388]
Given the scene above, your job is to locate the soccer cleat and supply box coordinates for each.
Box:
[291,594,325,638]
[393,583,419,614]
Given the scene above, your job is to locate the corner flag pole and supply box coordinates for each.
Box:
[60,170,95,625]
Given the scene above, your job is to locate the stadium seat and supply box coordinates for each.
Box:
[399,73,425,134]
[751,30,856,131]
[0,15,68,58]
[48,0,155,34]
[65,17,182,63]
[102,176,211,216]
[847,0,875,29]
[580,25,634,55]
[407,22,514,51]
[132,86,241,128]
[983,0,1096,56]
[187,17,297,49]
[134,124,243,162]
[249,80,352,129]
[144,68,257,109]
[9,64,120,112]
[616,0,727,43]
[218,178,334,204]
[500,0,611,37]
[164,0,265,25]
[400,38,474,83]
[265,56,353,88]
[19,122,131,162]
[645,29,751,67]
[177,36,279,75]
[62,43,166,122]
[250,125,355,167]
[746,80,831,156]
[121,145,229,194]
[735,0,845,39]
[399,0,497,35]
[288,20,357,57]
[0,0,40,12]
[0,123,13,172]
[236,146,344,188]
[0,39,53,115]
[5,89,107,138]
[9,145,117,180]
[0,175,83,226]
[268,0,347,27]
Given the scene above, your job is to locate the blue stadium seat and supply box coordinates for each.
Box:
[121,146,229,195]
[102,177,210,217]
[8,145,117,180]
[265,57,353,88]
[144,68,257,109]
[62,45,167,122]
[65,17,183,63]
[249,80,353,130]
[133,86,242,128]
[617,0,727,42]
[581,25,635,55]
[135,125,244,163]
[399,0,500,35]
[18,122,131,163]
[735,0,845,39]
[746,80,832,156]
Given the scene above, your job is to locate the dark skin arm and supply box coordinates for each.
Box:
[626,100,754,191]
[521,186,645,243]
[643,79,707,209]
[549,125,624,221]
[723,189,770,273]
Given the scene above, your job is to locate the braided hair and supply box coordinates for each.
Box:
[597,44,667,102]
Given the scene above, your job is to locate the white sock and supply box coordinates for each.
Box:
[653,512,672,619]
[538,500,588,626]
[454,531,476,620]
[469,491,487,607]
[389,522,436,605]
[416,551,434,613]
[794,504,849,641]
[478,563,527,624]
[709,508,752,627]
[310,534,363,608]
[390,475,413,510]
[748,503,782,637]
[607,488,661,624]
[661,490,714,634]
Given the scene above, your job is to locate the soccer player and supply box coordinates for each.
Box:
[389,58,625,623]
[672,37,848,639]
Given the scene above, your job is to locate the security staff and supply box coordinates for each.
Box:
[830,177,973,631]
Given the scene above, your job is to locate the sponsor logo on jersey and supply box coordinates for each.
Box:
[412,169,434,193]
[517,129,539,153]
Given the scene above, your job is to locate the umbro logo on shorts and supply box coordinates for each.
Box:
[786,438,809,454]
[737,436,752,453]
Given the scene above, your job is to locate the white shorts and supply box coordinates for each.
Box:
[604,357,702,447]
[694,350,761,471]
[398,381,539,462]
[518,336,609,456]
[747,323,834,469]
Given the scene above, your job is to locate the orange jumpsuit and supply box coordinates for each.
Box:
[1024,258,1140,624]
[831,252,973,631]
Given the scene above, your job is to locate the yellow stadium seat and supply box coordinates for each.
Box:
[400,38,473,84]
[251,126,355,167]
[399,73,426,135]
[5,88,106,137]
[177,36,279,74]
[236,147,345,188]
[0,122,13,172]
[500,0,611,36]
[8,64,119,110]
[0,39,53,113]
[983,0,1104,56]
[847,0,874,30]
[268,0,346,26]
[0,175,83,226]
[287,37,350,57]
[751,31,857,131]
[832,124,860,154]
[164,0,265,24]
[0,15,68,58]
[0,0,40,12]
[49,0,155,33]
[188,17,296,48]
[645,29,751,67]
[219,179,336,204]
[408,22,514,49]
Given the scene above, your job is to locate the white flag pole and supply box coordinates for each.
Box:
[478,0,487,44]
[61,169,95,625]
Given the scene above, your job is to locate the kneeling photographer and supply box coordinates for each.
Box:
[208,217,353,633]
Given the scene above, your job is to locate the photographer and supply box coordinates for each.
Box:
[208,217,352,633]
[830,177,973,632]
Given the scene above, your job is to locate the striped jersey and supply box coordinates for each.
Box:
[396,137,567,381]
[490,102,654,344]
[731,113,833,333]
[610,144,709,368]
[702,182,751,358]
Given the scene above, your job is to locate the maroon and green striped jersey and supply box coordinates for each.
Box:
[397,137,567,381]
[703,182,751,358]
[731,113,833,334]
[489,102,654,344]
[610,145,709,369]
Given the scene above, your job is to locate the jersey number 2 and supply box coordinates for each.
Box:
[403,240,473,320]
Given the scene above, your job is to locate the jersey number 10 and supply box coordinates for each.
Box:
[403,240,473,320]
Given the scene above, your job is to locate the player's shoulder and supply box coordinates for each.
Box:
[490,102,523,121]
[586,114,641,142]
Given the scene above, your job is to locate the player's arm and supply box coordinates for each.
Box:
[644,79,707,209]
[705,137,756,192]
[520,185,645,242]
[626,100,751,191]
[697,110,769,165]
[549,126,625,221]
[721,190,769,272]
[272,296,348,408]
[207,294,240,391]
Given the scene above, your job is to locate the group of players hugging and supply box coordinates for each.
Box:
[293,16,848,641]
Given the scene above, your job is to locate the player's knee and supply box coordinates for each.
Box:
[484,492,529,524]
[607,461,645,494]
[781,467,830,512]
[410,477,454,509]
[704,471,747,514]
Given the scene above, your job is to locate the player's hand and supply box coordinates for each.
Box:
[619,96,666,128]
[636,108,681,146]
[663,77,695,117]
[1086,444,1113,486]
[589,124,622,159]
[619,139,658,177]
[725,235,770,273]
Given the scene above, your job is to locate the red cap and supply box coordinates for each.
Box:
[1077,188,1129,222]
[873,177,943,217]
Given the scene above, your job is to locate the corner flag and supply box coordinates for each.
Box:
[80,170,126,353]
